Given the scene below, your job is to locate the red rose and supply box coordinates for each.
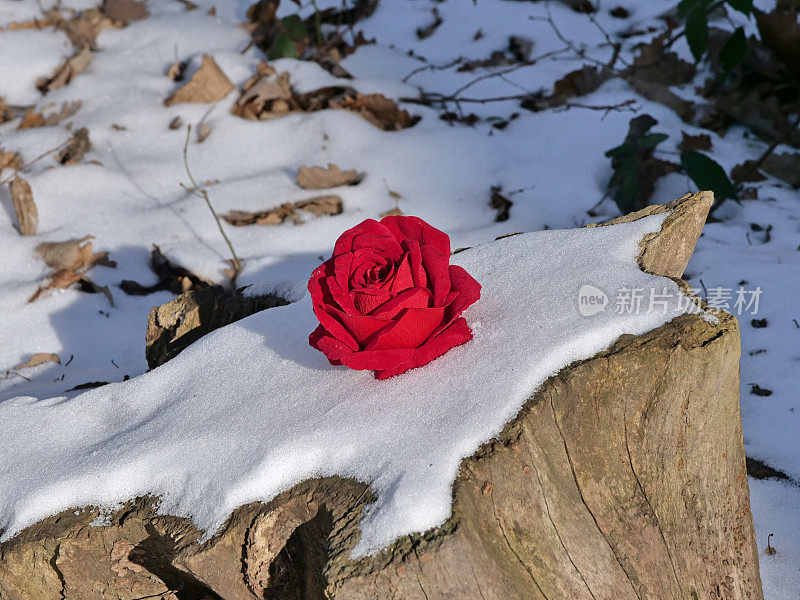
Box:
[308,216,481,379]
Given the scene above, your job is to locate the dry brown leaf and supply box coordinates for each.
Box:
[55,8,118,48]
[0,150,22,174]
[755,6,800,79]
[0,100,13,124]
[731,160,767,184]
[295,195,343,216]
[379,206,404,218]
[336,93,415,131]
[37,46,92,94]
[164,54,234,106]
[13,353,61,369]
[232,69,293,120]
[19,101,83,130]
[10,176,38,236]
[223,195,342,226]
[196,123,212,143]
[166,59,187,81]
[57,127,91,165]
[18,109,45,130]
[679,131,712,152]
[296,163,362,189]
[3,17,55,31]
[36,235,101,271]
[551,65,610,102]
[102,0,150,22]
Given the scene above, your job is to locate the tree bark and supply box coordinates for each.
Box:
[0,192,763,600]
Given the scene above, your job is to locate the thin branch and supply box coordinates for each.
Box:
[402,58,463,83]
[182,125,242,280]
[0,139,71,186]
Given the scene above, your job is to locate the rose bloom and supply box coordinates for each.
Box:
[308,216,481,379]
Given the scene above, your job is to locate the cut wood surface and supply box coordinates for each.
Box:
[0,193,763,600]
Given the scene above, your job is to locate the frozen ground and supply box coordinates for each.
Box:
[0,0,797,595]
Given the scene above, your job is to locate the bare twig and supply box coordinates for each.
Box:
[0,139,72,186]
[182,125,242,280]
[402,58,463,83]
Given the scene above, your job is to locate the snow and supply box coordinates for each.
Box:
[0,0,798,594]
[0,213,692,555]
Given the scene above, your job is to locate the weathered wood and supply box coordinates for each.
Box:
[0,193,762,600]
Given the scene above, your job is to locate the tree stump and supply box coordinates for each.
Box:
[0,192,763,600]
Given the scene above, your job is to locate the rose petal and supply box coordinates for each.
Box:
[325,275,358,314]
[406,240,428,289]
[312,304,359,351]
[366,306,445,351]
[444,264,482,321]
[381,215,451,257]
[353,288,393,314]
[338,346,416,371]
[332,252,353,292]
[420,245,451,306]
[374,317,473,380]
[389,252,415,294]
[334,219,403,260]
[309,325,346,365]
[370,287,431,319]
[329,306,392,346]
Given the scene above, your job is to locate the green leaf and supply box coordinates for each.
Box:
[615,162,641,213]
[637,133,669,150]
[605,142,636,159]
[269,32,297,59]
[725,0,752,16]
[680,151,737,202]
[685,4,709,62]
[678,0,706,18]
[281,14,308,38]
[719,27,746,71]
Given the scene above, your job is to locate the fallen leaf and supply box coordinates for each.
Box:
[335,93,416,131]
[680,131,713,152]
[166,59,188,81]
[14,353,60,370]
[223,195,342,226]
[36,235,105,271]
[119,245,211,296]
[196,123,212,143]
[755,6,800,79]
[55,8,118,48]
[489,186,512,222]
[102,0,150,22]
[379,206,403,217]
[295,195,343,216]
[232,67,295,120]
[10,176,38,236]
[37,46,92,93]
[164,54,233,106]
[0,100,13,123]
[2,17,55,31]
[761,153,800,188]
[168,116,183,130]
[296,163,362,189]
[18,101,83,130]
[57,127,91,165]
[731,160,767,183]
[629,33,696,85]
[18,109,45,130]
[551,65,610,102]
[0,150,22,174]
